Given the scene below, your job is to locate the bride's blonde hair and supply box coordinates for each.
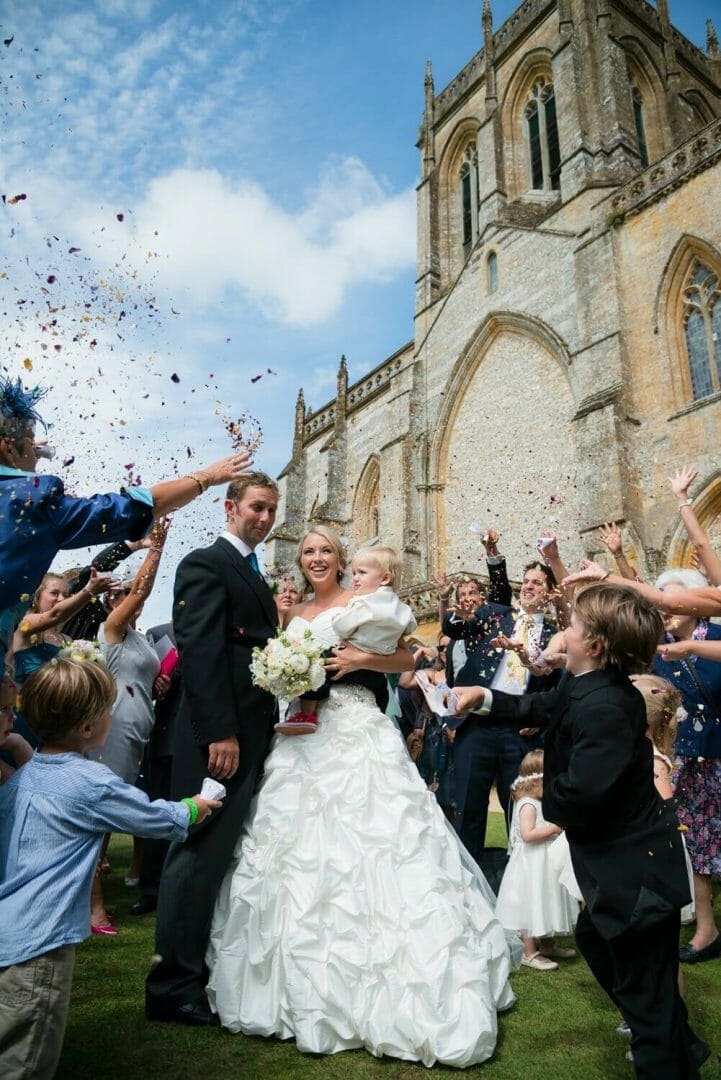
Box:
[295,526,347,592]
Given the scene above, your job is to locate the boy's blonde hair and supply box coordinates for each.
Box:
[21,658,116,743]
[510,749,544,800]
[573,583,662,675]
[353,545,400,589]
[631,673,682,760]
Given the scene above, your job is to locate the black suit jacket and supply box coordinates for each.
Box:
[486,667,691,938]
[172,537,278,786]
[445,605,560,691]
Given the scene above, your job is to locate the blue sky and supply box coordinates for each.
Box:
[0,0,713,624]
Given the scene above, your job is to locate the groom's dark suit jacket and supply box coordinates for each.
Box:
[170,536,278,794]
[147,535,279,1007]
[486,667,690,939]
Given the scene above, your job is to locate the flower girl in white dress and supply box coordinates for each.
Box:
[495,749,579,971]
[206,528,518,1068]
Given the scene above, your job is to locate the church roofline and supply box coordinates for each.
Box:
[431,0,717,131]
[300,339,414,447]
[434,0,556,124]
[613,0,709,71]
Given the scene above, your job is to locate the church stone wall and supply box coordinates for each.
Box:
[271,1,721,612]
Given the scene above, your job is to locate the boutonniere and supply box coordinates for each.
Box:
[231,626,246,640]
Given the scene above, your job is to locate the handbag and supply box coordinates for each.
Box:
[406,711,428,763]
[680,657,721,717]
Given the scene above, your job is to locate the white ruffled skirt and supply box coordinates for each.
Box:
[206,685,517,1068]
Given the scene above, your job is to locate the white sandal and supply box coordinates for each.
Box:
[521,951,558,971]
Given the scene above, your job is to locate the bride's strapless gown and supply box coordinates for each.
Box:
[206,609,518,1068]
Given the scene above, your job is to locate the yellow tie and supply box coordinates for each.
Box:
[506,614,535,686]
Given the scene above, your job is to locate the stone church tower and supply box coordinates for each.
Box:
[268,0,721,623]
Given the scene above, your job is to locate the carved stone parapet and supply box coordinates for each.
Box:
[602,117,721,223]
[434,48,485,121]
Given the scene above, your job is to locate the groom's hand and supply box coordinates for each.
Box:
[208,736,240,780]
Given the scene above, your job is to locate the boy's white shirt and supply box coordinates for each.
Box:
[331,585,417,655]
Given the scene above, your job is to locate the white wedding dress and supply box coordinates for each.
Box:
[206,609,518,1069]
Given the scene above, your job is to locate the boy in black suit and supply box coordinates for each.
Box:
[451,583,708,1079]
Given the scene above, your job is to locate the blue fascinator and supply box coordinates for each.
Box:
[0,376,48,437]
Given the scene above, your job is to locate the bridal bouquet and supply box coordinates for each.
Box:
[57,639,104,664]
[250,626,327,698]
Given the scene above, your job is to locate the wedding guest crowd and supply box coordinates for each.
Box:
[0,374,718,1079]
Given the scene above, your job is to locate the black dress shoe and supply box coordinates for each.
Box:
[130,896,157,916]
[145,997,220,1026]
[690,1039,711,1069]
[679,933,721,964]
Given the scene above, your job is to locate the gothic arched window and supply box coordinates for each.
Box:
[524,79,561,192]
[459,143,479,255]
[630,84,649,167]
[487,251,498,294]
[353,455,381,544]
[683,264,721,400]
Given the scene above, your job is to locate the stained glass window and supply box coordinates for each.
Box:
[683,264,721,399]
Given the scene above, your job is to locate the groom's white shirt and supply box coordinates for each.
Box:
[221,530,254,560]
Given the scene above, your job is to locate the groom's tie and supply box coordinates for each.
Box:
[246,550,261,575]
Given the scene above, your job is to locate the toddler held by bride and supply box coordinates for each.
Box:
[277,546,417,734]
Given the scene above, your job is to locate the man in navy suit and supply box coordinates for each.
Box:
[443,549,560,863]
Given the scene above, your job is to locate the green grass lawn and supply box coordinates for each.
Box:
[57,816,720,1079]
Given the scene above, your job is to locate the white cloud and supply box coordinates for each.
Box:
[78,159,416,326]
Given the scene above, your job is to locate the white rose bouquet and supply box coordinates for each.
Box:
[250,625,327,699]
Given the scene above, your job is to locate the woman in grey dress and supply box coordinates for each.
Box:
[88,519,170,933]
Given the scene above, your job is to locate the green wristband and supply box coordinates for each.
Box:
[181,797,199,826]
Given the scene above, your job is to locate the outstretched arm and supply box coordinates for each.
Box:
[657,637,721,662]
[149,450,251,517]
[14,568,112,641]
[563,561,721,617]
[597,522,639,582]
[103,519,170,645]
[535,533,570,628]
[670,465,721,587]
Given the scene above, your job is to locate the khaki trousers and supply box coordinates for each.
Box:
[0,945,75,1079]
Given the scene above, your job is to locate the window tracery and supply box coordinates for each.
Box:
[683,264,721,400]
[459,143,479,255]
[630,83,649,167]
[524,78,560,191]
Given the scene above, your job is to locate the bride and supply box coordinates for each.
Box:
[206,526,517,1068]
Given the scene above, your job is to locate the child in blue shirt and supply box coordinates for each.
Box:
[0,657,220,1079]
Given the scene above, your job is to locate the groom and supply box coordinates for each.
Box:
[145,472,279,1025]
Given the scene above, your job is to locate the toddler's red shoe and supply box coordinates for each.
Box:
[274,712,319,736]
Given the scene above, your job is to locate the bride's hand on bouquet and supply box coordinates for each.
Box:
[207,735,240,779]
